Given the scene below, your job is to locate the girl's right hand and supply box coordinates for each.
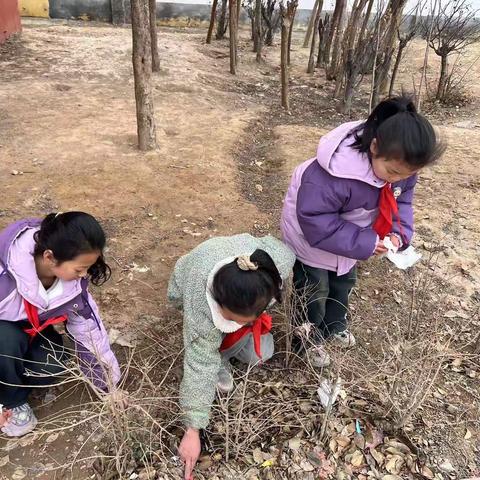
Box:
[179,427,201,480]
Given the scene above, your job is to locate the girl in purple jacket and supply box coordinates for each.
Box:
[0,212,120,437]
[281,97,444,367]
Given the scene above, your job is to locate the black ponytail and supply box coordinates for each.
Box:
[211,249,282,317]
[352,96,445,168]
[33,212,111,286]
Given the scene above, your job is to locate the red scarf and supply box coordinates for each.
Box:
[220,312,272,359]
[23,300,67,341]
[373,183,405,241]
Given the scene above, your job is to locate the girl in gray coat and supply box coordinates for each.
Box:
[167,234,295,479]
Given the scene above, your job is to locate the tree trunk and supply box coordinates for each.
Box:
[216,0,228,40]
[149,0,160,72]
[371,0,408,108]
[326,0,346,80]
[323,0,344,70]
[254,0,263,60]
[130,0,157,150]
[436,54,448,101]
[207,0,219,43]
[287,5,297,65]
[236,0,241,46]
[229,0,238,74]
[281,15,291,109]
[307,0,323,73]
[388,43,405,96]
[303,0,320,48]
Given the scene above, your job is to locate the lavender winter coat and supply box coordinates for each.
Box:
[281,121,416,275]
[0,219,120,389]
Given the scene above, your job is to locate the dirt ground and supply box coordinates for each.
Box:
[0,18,479,479]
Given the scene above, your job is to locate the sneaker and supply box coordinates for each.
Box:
[0,403,38,437]
[306,345,331,368]
[331,329,356,348]
[217,363,234,393]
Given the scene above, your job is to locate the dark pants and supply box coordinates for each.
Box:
[0,320,66,409]
[293,260,357,344]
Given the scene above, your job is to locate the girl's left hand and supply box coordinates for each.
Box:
[0,408,11,427]
[105,389,129,408]
[374,240,388,255]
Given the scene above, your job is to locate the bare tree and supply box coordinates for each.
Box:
[317,13,330,66]
[389,7,422,96]
[422,0,480,102]
[149,0,160,72]
[324,0,347,78]
[286,0,298,64]
[371,0,408,107]
[262,0,281,46]
[130,0,157,150]
[255,0,263,60]
[303,0,320,48]
[229,0,238,74]
[280,0,298,109]
[307,0,323,73]
[216,0,229,40]
[207,0,219,43]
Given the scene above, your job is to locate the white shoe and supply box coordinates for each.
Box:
[307,345,331,368]
[217,363,234,393]
[1,403,38,437]
[331,329,356,348]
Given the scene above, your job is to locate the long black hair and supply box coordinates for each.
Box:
[33,212,111,286]
[352,96,445,168]
[211,249,282,318]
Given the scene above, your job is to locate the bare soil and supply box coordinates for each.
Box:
[0,19,478,479]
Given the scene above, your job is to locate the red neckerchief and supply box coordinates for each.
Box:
[220,312,272,359]
[23,299,67,342]
[373,183,406,242]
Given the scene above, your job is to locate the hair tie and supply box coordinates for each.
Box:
[236,255,258,272]
[55,212,63,218]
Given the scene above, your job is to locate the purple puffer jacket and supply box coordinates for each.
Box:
[0,219,120,390]
[281,121,416,275]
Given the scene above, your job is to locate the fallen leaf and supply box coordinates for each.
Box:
[138,467,156,480]
[255,184,263,192]
[336,435,351,447]
[261,459,275,468]
[382,476,402,480]
[197,455,212,471]
[421,466,434,479]
[299,459,315,472]
[46,432,59,443]
[252,448,263,464]
[108,328,134,348]
[370,447,385,466]
[350,450,364,467]
[0,455,9,467]
[438,460,455,473]
[12,468,26,480]
[443,310,469,319]
[354,432,366,449]
[385,455,404,474]
[464,428,472,440]
[288,437,301,450]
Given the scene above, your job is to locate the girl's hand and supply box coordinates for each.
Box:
[388,234,401,249]
[179,427,201,480]
[0,408,11,427]
[374,240,388,255]
[105,389,129,409]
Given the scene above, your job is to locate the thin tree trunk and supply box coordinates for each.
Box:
[236,0,241,46]
[229,0,238,74]
[207,0,219,44]
[149,0,160,72]
[287,5,297,65]
[216,0,228,40]
[389,43,405,96]
[255,0,263,60]
[326,0,346,80]
[436,54,448,101]
[281,15,291,109]
[303,0,320,48]
[324,0,344,69]
[130,0,157,150]
[307,0,323,73]
[371,0,408,108]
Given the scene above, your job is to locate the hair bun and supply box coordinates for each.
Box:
[236,255,258,271]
